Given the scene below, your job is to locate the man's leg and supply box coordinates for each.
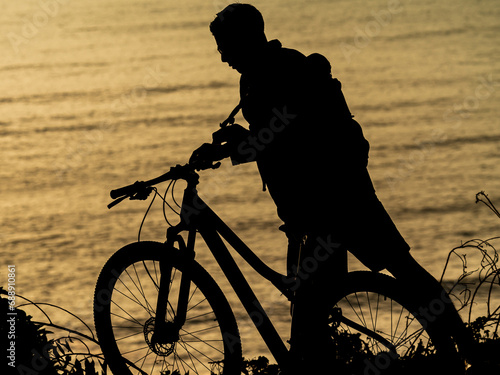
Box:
[288,234,347,374]
[385,252,474,359]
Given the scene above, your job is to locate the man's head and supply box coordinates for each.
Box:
[210,4,267,74]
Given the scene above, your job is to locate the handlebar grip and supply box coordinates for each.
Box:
[110,181,144,199]
[107,196,127,209]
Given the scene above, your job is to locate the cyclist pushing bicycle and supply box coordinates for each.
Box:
[189,3,473,374]
[94,4,477,375]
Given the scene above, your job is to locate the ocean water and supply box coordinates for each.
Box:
[2,0,500,362]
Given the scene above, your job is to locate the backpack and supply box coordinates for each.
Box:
[305,53,370,168]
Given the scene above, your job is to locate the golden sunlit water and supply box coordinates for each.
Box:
[2,0,500,361]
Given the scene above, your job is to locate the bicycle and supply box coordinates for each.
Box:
[93,162,463,375]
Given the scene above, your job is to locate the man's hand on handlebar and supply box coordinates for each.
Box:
[189,124,250,170]
[189,143,229,170]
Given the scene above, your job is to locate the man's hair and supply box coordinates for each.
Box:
[210,3,265,42]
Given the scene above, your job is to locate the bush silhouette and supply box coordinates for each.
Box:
[1,290,103,375]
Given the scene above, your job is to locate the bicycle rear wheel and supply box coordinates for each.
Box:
[330,271,464,374]
[93,241,242,375]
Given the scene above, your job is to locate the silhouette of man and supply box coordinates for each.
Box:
[190,3,471,374]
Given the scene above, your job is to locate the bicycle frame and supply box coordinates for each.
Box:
[153,176,293,370]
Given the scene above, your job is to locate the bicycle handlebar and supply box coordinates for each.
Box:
[108,161,221,208]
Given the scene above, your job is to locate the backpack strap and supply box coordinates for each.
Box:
[219,93,248,128]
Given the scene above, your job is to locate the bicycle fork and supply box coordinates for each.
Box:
[151,229,196,347]
[152,180,201,347]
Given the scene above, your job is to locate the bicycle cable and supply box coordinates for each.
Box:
[136,184,178,290]
[136,177,186,241]
[170,179,182,210]
[162,180,179,227]
[137,187,158,242]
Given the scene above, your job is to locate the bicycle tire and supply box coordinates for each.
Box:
[329,271,464,374]
[93,241,242,375]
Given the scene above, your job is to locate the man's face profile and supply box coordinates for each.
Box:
[216,36,251,74]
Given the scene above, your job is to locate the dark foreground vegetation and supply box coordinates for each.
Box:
[2,192,499,374]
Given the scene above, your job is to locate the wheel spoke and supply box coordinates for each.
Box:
[115,330,144,342]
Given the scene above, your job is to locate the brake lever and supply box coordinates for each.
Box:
[130,186,154,201]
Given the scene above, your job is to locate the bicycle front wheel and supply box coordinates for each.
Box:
[93,241,242,375]
[330,271,463,374]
